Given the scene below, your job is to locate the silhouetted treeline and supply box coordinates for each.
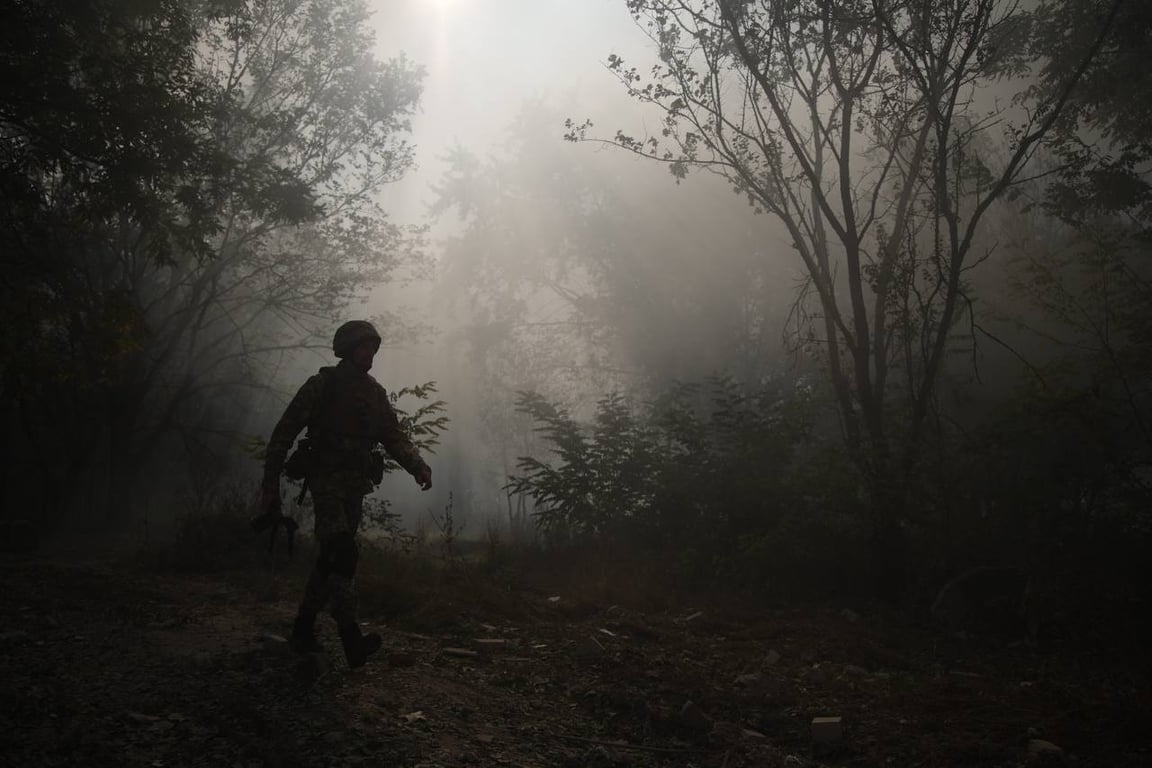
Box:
[481,0,1152,635]
[0,0,424,531]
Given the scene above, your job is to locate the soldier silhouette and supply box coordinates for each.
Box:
[260,320,432,667]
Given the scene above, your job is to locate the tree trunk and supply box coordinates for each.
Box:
[867,469,908,603]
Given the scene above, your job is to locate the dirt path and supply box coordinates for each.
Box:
[0,557,1147,767]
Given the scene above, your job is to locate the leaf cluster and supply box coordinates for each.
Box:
[506,378,815,552]
[382,381,450,473]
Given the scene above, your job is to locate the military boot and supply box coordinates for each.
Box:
[337,621,382,668]
[289,614,324,654]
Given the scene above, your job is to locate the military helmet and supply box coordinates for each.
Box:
[332,320,381,358]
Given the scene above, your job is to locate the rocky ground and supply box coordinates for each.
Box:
[0,554,1148,768]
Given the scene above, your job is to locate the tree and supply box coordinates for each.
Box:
[432,99,796,527]
[1028,0,1152,452]
[570,0,1121,595]
[985,0,1152,546]
[0,0,425,524]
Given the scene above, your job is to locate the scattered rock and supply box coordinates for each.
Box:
[0,556,1125,768]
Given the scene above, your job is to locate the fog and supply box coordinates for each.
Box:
[303,0,807,529]
[370,0,657,216]
[37,0,1134,543]
[3,3,1151,763]
[3,0,1148,609]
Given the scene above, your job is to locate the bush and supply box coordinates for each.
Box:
[506,377,857,594]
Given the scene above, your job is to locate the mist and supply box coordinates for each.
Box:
[2,1,1150,766]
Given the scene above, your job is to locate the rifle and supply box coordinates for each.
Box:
[250,503,299,558]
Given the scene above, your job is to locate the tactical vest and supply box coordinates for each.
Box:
[307,365,380,453]
[282,364,388,486]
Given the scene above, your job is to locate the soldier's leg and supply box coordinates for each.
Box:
[289,491,343,653]
[325,494,365,625]
[324,493,380,668]
[324,528,359,624]
[293,555,329,644]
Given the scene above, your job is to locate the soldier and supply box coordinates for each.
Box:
[259,320,432,667]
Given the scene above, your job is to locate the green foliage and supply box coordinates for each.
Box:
[576,0,1129,600]
[361,496,407,545]
[429,492,466,563]
[507,391,665,538]
[507,378,819,577]
[385,381,450,470]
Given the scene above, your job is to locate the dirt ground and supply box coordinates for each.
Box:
[1,553,1148,768]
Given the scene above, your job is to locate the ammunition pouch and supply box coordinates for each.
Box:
[283,439,313,481]
[293,435,379,485]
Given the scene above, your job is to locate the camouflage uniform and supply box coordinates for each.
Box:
[262,322,428,662]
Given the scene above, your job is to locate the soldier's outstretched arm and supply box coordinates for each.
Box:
[377,390,432,490]
[262,374,325,499]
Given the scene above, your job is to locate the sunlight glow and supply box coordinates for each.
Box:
[426,0,463,14]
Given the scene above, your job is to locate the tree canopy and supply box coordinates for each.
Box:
[0,0,424,523]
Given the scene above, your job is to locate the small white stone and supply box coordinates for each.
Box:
[812,715,843,745]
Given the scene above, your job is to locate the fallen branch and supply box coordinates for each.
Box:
[394,631,433,642]
[441,647,480,658]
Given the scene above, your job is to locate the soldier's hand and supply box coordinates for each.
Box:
[415,465,432,491]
